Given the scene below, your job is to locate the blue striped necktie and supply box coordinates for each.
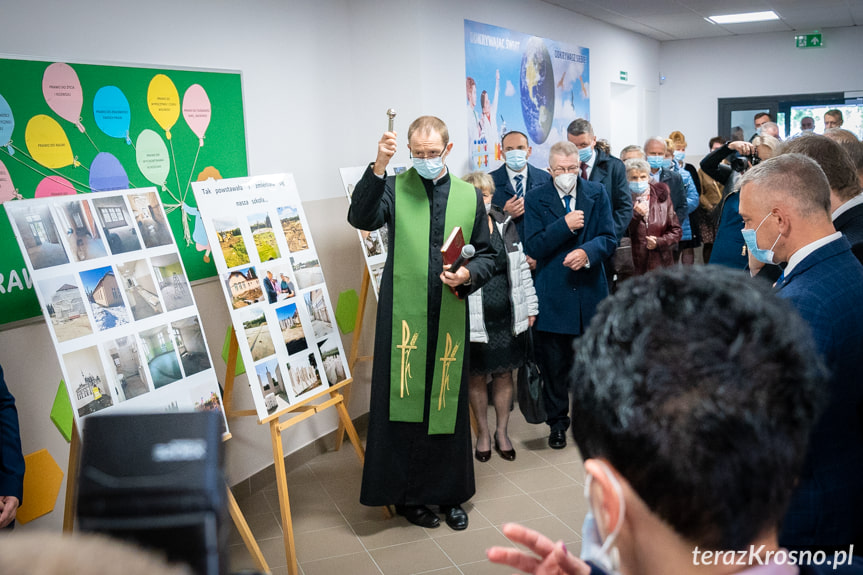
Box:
[564,194,573,213]
[514,174,524,198]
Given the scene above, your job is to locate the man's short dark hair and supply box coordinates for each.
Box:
[708,136,724,149]
[754,112,771,122]
[566,118,593,138]
[571,266,826,551]
[824,109,844,124]
[777,134,860,201]
[501,130,529,147]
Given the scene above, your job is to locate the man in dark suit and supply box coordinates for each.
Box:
[777,134,863,264]
[0,364,25,529]
[566,119,632,240]
[739,154,863,552]
[523,141,617,450]
[644,137,686,231]
[490,130,551,248]
[568,119,632,289]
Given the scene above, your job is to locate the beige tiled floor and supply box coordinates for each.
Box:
[228,408,588,575]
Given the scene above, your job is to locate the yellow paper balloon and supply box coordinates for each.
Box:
[25,114,74,169]
[147,74,180,140]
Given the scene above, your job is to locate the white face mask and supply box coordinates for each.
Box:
[554,173,577,192]
[581,461,626,574]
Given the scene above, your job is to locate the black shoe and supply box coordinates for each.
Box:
[494,432,516,461]
[474,448,491,462]
[395,504,440,528]
[548,429,566,450]
[440,505,468,530]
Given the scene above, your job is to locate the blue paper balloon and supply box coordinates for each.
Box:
[0,93,14,152]
[93,86,131,143]
[89,152,129,191]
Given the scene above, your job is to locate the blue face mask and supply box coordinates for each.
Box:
[756,127,763,136]
[629,180,648,194]
[578,146,593,164]
[661,158,674,170]
[412,155,445,180]
[673,150,685,163]
[741,212,781,264]
[581,462,625,575]
[505,149,528,171]
[647,155,664,170]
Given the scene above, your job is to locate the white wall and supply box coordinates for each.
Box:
[659,25,863,155]
[0,0,660,531]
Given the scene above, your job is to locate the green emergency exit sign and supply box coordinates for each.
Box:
[620,71,628,81]
[795,33,823,48]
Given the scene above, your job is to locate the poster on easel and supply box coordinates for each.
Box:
[338,164,406,299]
[4,188,228,434]
[192,174,350,421]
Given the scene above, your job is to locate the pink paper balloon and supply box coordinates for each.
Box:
[0,158,19,203]
[43,63,85,132]
[182,84,211,146]
[34,175,77,197]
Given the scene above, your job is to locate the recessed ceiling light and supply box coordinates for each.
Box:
[705,10,780,25]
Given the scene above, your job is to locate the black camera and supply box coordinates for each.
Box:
[730,151,760,173]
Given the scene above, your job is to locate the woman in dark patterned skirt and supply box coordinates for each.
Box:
[462,172,538,463]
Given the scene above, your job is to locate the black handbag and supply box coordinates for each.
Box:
[517,330,547,424]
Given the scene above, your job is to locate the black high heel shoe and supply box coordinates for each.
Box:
[475,433,491,462]
[494,431,516,461]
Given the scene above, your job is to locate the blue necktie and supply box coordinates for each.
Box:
[514,174,524,198]
[564,194,573,213]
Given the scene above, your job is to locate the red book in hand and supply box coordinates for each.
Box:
[441,226,465,267]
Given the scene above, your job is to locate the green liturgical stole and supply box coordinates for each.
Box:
[389,168,476,434]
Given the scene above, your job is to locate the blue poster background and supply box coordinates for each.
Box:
[464,20,590,171]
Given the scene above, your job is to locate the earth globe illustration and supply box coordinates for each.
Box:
[520,36,555,144]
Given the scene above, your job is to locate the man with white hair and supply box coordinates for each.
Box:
[523,141,616,450]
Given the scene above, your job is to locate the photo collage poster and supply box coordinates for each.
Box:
[338,164,406,299]
[465,19,590,171]
[192,174,350,421]
[4,188,227,433]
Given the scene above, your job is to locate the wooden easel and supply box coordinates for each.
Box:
[61,418,270,573]
[333,267,374,450]
[222,327,367,575]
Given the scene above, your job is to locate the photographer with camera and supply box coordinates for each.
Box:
[701,136,779,271]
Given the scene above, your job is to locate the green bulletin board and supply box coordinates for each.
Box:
[0,56,247,325]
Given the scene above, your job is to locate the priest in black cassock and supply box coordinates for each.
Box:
[348,116,495,531]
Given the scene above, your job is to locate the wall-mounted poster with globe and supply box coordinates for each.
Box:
[464,20,589,173]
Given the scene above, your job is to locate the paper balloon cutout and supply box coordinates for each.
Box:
[90,152,129,191]
[148,74,180,140]
[0,93,13,154]
[43,63,85,132]
[0,158,21,202]
[136,129,170,188]
[182,84,211,146]
[93,86,132,143]
[34,175,76,197]
[26,115,75,169]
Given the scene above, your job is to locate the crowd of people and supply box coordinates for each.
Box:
[347,111,862,572]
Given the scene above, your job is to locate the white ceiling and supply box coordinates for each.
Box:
[541,0,863,41]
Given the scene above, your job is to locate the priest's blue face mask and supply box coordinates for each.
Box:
[741,211,781,264]
[411,148,448,180]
